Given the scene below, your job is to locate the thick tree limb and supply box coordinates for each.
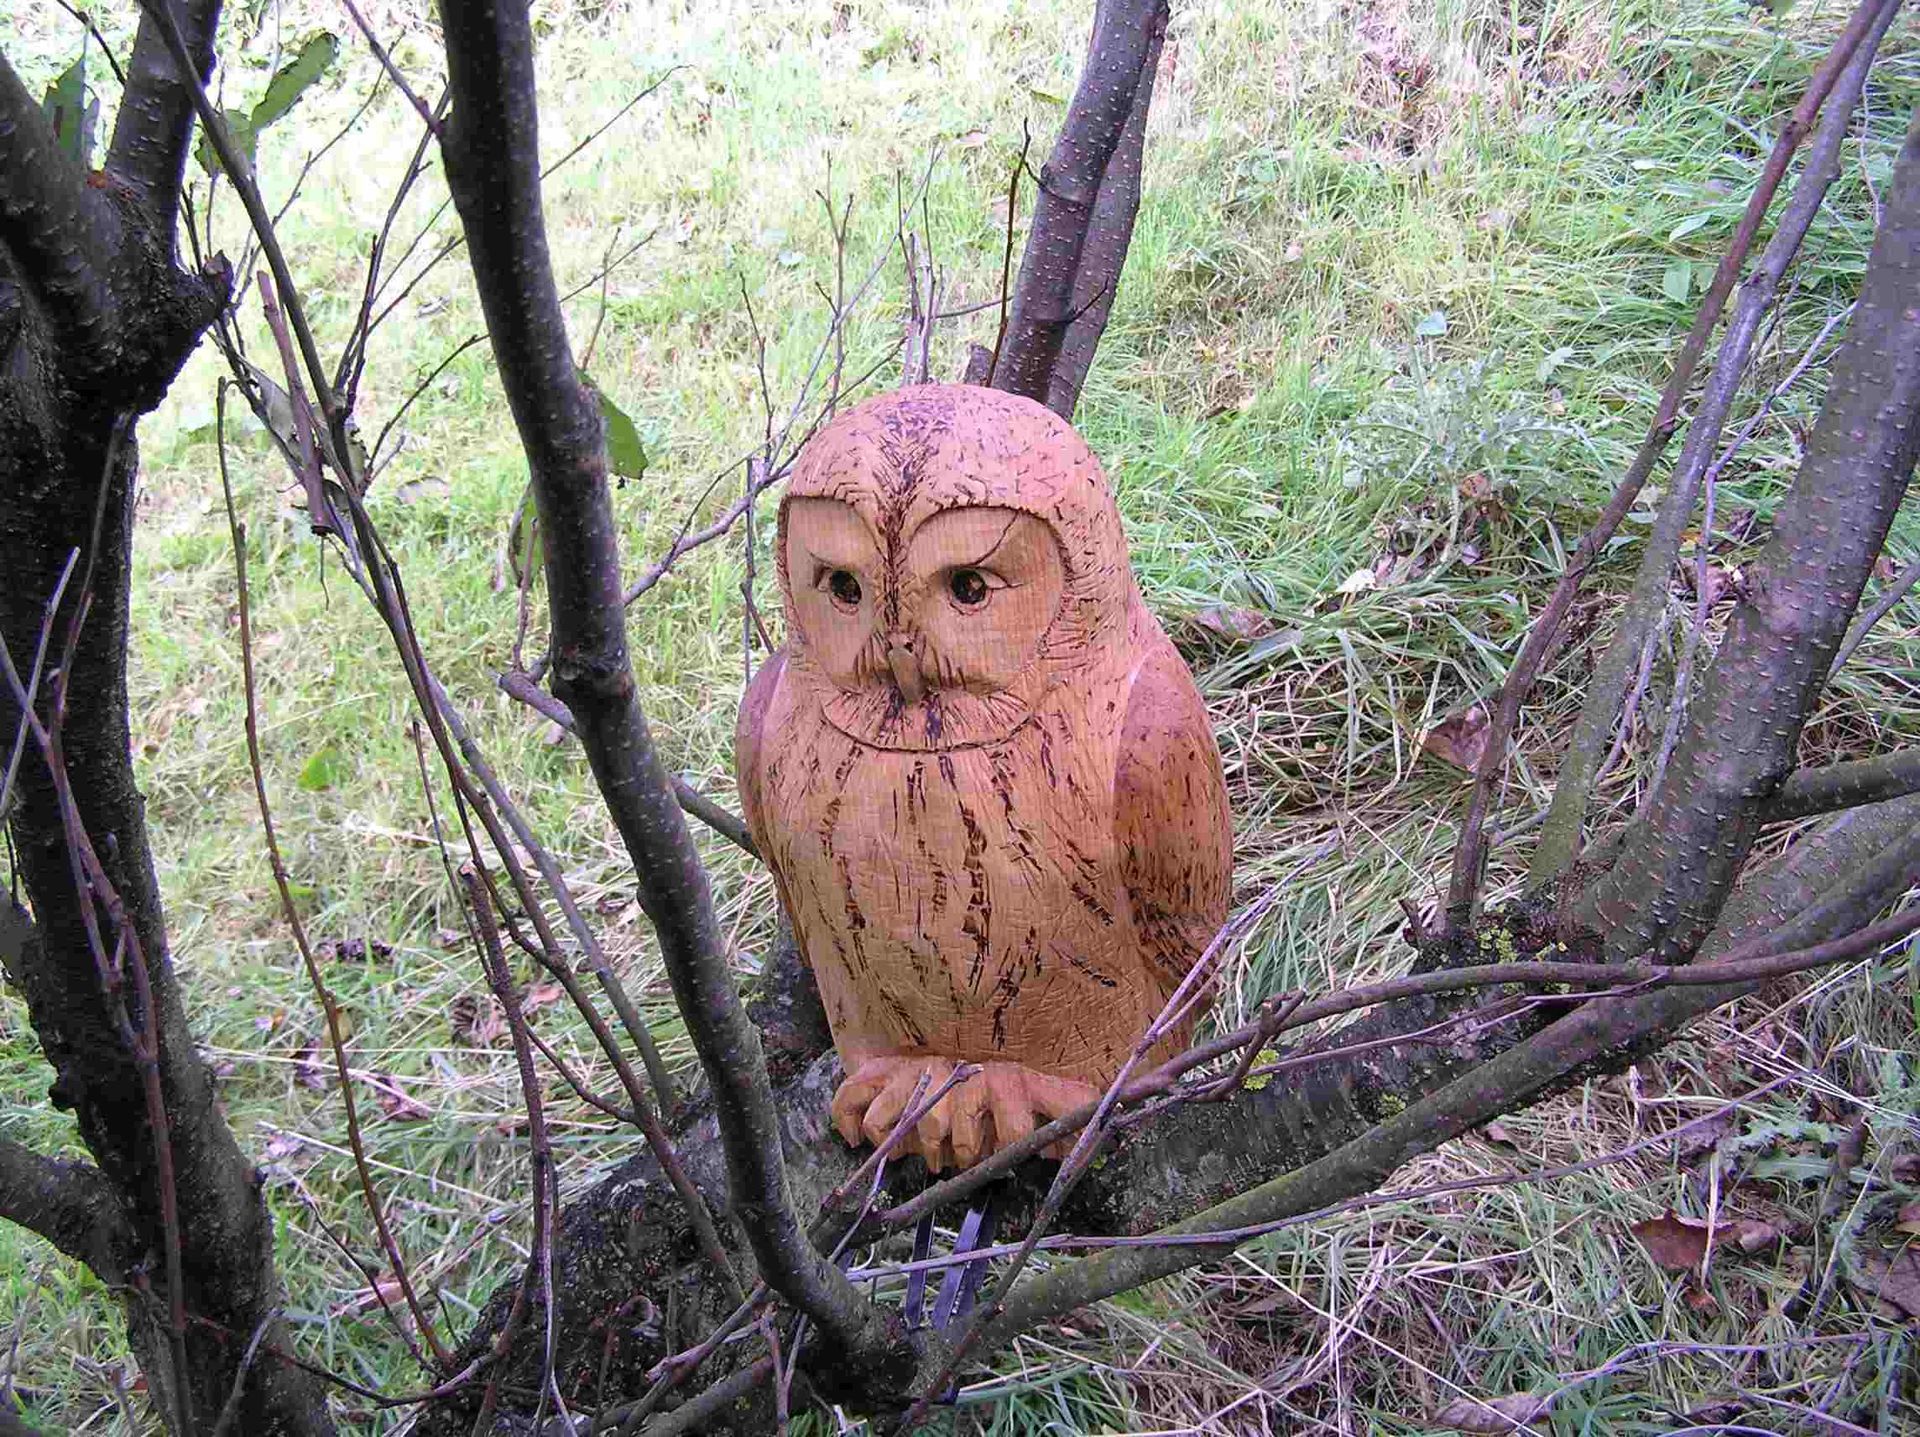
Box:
[0,1135,130,1281]
[0,47,116,349]
[1579,105,1920,961]
[1041,4,1165,420]
[990,0,1167,410]
[1765,747,1920,823]
[1527,0,1902,884]
[105,0,222,236]
[434,0,897,1370]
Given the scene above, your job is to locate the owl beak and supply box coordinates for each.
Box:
[886,640,926,704]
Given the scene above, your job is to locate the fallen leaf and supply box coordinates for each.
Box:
[1483,1122,1515,1145]
[1433,1391,1551,1432]
[1682,1285,1719,1315]
[1848,1242,1920,1319]
[436,927,467,950]
[1631,1210,1712,1270]
[293,1046,329,1091]
[1420,704,1491,773]
[521,982,565,1016]
[449,994,505,1047]
[1188,604,1278,643]
[263,1132,303,1160]
[1335,567,1378,597]
[374,1076,431,1122]
[1892,1154,1920,1184]
[1723,1218,1782,1255]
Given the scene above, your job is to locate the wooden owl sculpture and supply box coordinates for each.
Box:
[737,384,1232,1172]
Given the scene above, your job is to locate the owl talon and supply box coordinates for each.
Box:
[831,1058,1099,1171]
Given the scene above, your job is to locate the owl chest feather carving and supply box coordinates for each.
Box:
[738,385,1232,1171]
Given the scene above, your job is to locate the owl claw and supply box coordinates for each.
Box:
[830,1057,1100,1172]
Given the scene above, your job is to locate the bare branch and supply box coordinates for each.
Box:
[0,1131,129,1281]
[105,0,219,233]
[992,0,1167,410]
[1765,748,1920,823]
[435,0,898,1366]
[0,47,115,346]
[1446,0,1901,914]
[1525,0,1902,887]
[1580,105,1920,961]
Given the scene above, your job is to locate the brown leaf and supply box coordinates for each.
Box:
[521,982,565,1016]
[1631,1210,1712,1270]
[1483,1122,1515,1146]
[293,1046,329,1091]
[1849,1242,1920,1319]
[373,1076,432,1122]
[1433,1392,1552,1432]
[1188,604,1278,643]
[449,994,505,1047]
[435,927,467,951]
[1420,704,1490,773]
[1892,1154,1920,1184]
[1723,1218,1782,1255]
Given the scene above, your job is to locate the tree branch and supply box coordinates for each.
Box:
[0,45,115,348]
[105,0,222,235]
[0,1134,130,1281]
[990,0,1166,410]
[1042,4,1165,420]
[434,0,898,1370]
[1526,0,1901,884]
[1579,105,1920,961]
[1765,747,1920,824]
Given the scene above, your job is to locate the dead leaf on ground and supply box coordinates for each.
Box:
[293,1046,329,1091]
[1850,1242,1920,1319]
[1682,1285,1719,1315]
[1188,604,1279,643]
[449,994,506,1047]
[373,1076,432,1122]
[521,981,564,1016]
[1420,704,1490,773]
[1631,1211,1713,1270]
[436,927,467,950]
[1432,1391,1552,1432]
[1630,1210,1782,1270]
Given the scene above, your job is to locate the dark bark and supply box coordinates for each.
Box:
[990,0,1167,412]
[1580,107,1920,961]
[0,1126,132,1281]
[106,0,222,236]
[1764,746,1920,824]
[0,19,332,1433]
[1042,8,1165,420]
[434,0,901,1374]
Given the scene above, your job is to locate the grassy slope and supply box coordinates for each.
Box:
[2,0,1918,1429]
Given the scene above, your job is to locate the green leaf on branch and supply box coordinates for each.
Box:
[580,372,649,483]
[252,33,340,132]
[195,33,339,176]
[41,55,99,168]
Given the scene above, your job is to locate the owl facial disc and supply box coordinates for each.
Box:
[777,384,1136,751]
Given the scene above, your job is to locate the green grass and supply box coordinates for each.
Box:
[3,0,1919,1430]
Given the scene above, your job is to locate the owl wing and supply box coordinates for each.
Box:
[1112,636,1234,996]
[735,648,788,861]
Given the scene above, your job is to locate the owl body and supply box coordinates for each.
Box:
[738,385,1231,1169]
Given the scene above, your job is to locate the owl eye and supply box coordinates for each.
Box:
[949,569,990,607]
[826,569,863,609]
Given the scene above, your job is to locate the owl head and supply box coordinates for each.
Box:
[776,384,1138,750]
